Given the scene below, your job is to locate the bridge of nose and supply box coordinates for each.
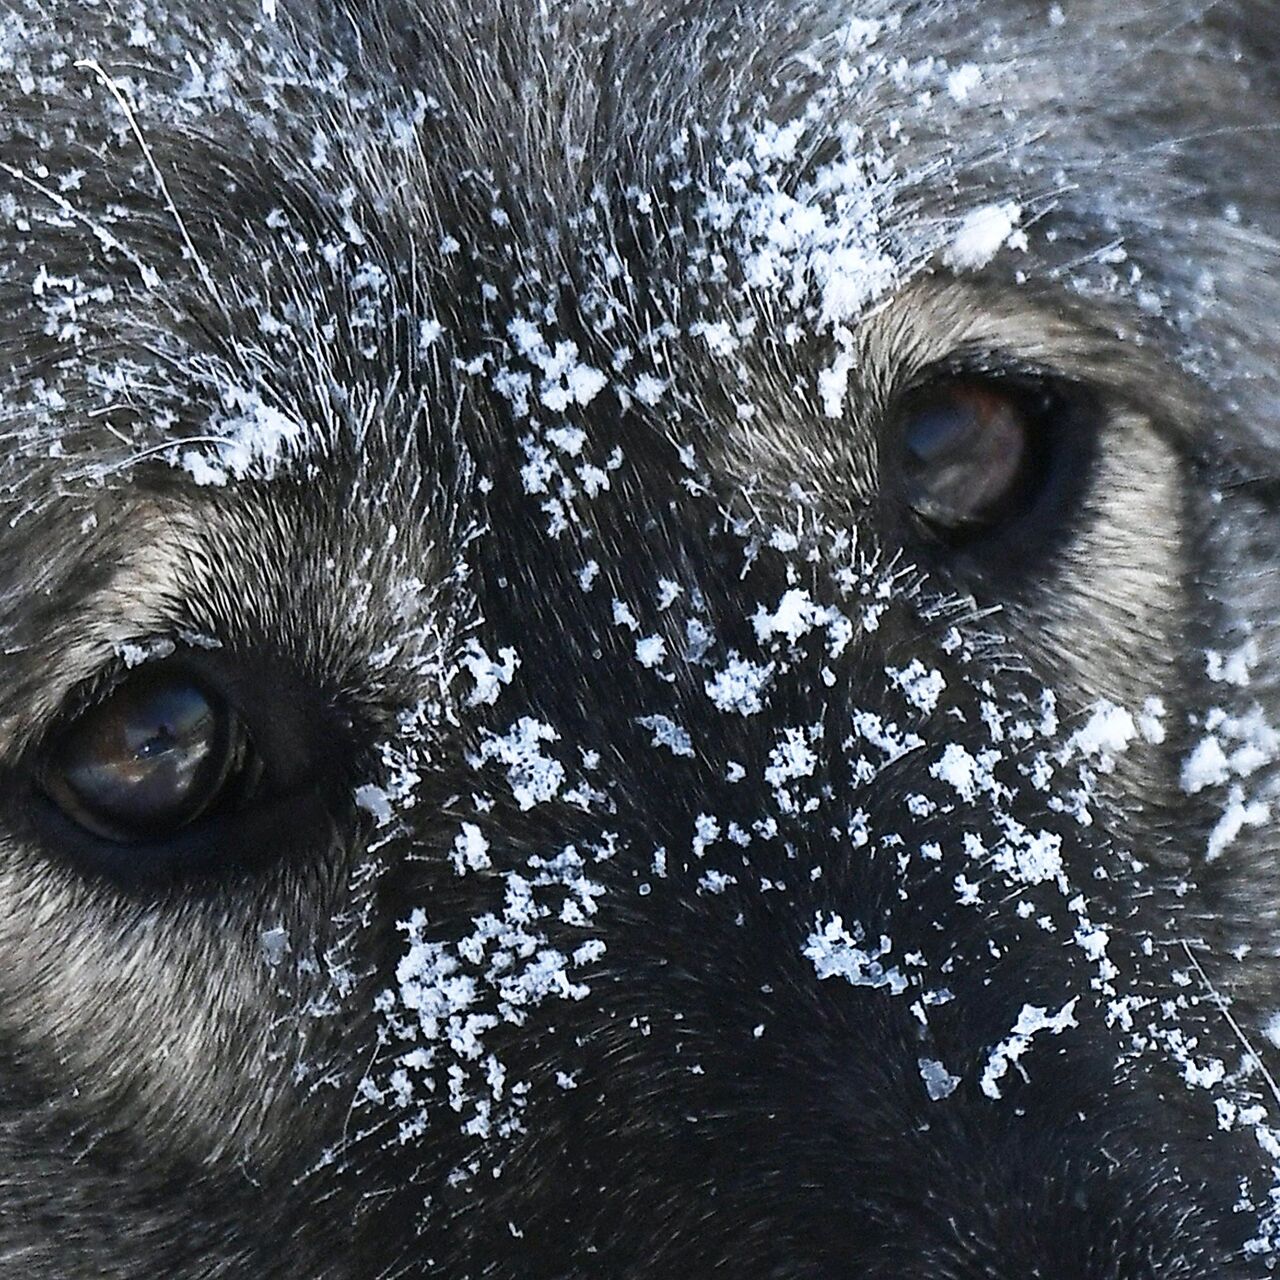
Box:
[339,526,1252,1278]
[252,265,1259,1277]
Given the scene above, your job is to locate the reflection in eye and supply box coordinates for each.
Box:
[41,669,259,844]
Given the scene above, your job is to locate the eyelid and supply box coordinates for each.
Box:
[897,348,1084,398]
[869,281,1196,446]
[34,638,212,750]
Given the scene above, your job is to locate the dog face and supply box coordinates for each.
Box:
[0,1,1278,1275]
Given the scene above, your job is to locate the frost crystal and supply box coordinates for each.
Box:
[919,1058,962,1101]
[943,202,1026,271]
[804,916,909,996]
[980,1000,1080,1100]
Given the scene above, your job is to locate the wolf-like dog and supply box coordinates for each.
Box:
[0,0,1278,1276]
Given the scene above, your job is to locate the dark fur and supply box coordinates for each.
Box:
[0,1,1278,1275]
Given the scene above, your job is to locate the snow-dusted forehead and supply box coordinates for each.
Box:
[1,0,1273,493]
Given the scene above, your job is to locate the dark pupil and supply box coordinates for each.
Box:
[901,381,1032,530]
[48,673,235,841]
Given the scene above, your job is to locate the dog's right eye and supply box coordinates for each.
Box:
[40,669,262,844]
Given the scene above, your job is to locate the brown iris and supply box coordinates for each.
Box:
[899,378,1046,533]
[42,669,256,843]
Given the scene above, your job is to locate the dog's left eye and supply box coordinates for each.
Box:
[896,375,1083,541]
[40,669,262,844]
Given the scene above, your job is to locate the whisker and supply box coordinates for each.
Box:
[75,58,226,313]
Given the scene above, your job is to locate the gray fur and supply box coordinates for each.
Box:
[0,0,1277,1276]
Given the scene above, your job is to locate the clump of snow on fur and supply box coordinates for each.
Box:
[461,644,520,707]
[804,915,909,996]
[636,713,695,757]
[705,655,775,715]
[1182,736,1230,794]
[181,385,307,486]
[752,588,851,656]
[919,1057,962,1101]
[1206,788,1271,863]
[980,1000,1079,1100]
[1206,641,1257,687]
[451,823,493,875]
[946,63,984,103]
[764,726,818,786]
[115,636,176,668]
[474,719,566,810]
[943,202,1026,271]
[1066,701,1137,765]
[635,634,667,668]
[888,660,946,715]
[354,783,395,826]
